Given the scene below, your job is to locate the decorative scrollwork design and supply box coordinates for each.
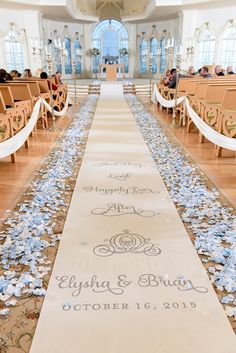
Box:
[222,113,236,138]
[0,116,11,142]
[0,124,7,140]
[93,229,161,257]
[225,119,236,133]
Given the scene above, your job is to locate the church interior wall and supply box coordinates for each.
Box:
[181,6,236,71]
[0,7,42,73]
[0,2,236,77]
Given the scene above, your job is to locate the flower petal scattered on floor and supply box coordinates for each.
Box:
[125,94,236,320]
[0,95,98,315]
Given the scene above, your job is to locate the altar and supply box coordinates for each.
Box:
[99,64,125,81]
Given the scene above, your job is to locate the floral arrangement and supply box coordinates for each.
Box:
[119,48,128,56]
[89,47,100,56]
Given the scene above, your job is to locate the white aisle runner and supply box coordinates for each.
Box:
[30,83,236,353]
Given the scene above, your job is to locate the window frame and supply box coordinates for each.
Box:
[197,27,216,68]
[4,30,24,73]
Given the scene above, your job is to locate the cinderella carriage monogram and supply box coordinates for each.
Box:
[93,229,161,257]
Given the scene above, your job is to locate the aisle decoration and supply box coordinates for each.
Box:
[119,48,128,56]
[0,95,98,316]
[126,94,236,320]
[0,96,70,160]
[88,48,100,56]
[151,85,236,152]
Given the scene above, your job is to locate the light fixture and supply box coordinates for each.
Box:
[7,22,19,42]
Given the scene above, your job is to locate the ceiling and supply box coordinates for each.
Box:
[76,0,149,19]
[0,0,235,23]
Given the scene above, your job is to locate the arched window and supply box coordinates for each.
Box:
[92,19,129,73]
[220,24,236,69]
[140,39,148,74]
[160,38,166,74]
[197,26,215,67]
[103,30,119,58]
[74,37,82,74]
[4,26,24,72]
[150,37,158,74]
[64,37,72,74]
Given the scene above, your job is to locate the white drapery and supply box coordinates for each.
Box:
[43,95,69,117]
[0,96,69,159]
[151,85,186,107]
[151,85,236,152]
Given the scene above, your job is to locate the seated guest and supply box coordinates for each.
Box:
[40,71,58,91]
[6,73,13,81]
[187,66,196,77]
[55,71,63,85]
[160,69,171,86]
[10,69,19,78]
[200,66,212,78]
[227,66,235,75]
[168,68,186,89]
[0,69,7,83]
[23,68,32,77]
[168,68,177,89]
[214,65,224,76]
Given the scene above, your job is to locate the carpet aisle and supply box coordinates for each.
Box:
[30,83,236,353]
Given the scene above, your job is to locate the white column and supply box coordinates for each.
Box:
[22,10,43,74]
[127,23,137,79]
[82,23,93,78]
[180,10,198,71]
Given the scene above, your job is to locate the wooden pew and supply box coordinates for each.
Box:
[186,83,236,132]
[157,77,236,158]
[0,90,28,155]
[0,106,16,163]
[20,78,68,116]
[179,77,236,98]
[204,83,236,114]
[197,85,236,142]
[0,83,32,120]
[35,81,51,128]
[0,92,8,114]
[0,78,69,163]
[4,83,32,101]
[0,84,30,147]
[0,85,15,108]
[217,89,236,156]
[30,79,68,125]
[14,81,41,97]
[192,82,236,125]
[13,79,51,128]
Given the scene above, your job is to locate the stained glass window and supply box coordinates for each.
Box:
[160,38,166,74]
[140,39,148,74]
[150,37,158,74]
[74,38,82,74]
[64,37,72,74]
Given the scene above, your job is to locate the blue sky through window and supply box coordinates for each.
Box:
[102,30,119,57]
